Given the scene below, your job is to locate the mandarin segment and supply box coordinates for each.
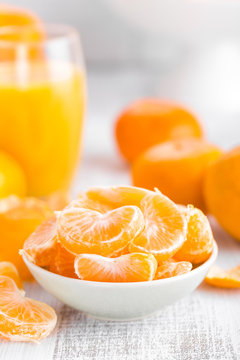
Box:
[81,186,186,262]
[57,202,145,257]
[174,205,214,264]
[0,261,22,289]
[205,265,240,288]
[0,275,57,341]
[22,216,58,268]
[204,146,240,241]
[155,259,192,280]
[115,98,203,162]
[74,253,157,282]
[129,192,186,262]
[85,185,149,209]
[0,196,53,279]
[48,242,77,279]
[132,138,222,210]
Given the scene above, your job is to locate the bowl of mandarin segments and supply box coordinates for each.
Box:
[22,186,218,321]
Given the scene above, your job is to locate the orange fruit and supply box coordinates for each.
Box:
[115,98,203,162]
[0,275,57,341]
[155,259,192,280]
[205,265,240,288]
[0,4,44,61]
[0,196,53,279]
[0,261,22,289]
[0,150,27,198]
[74,253,157,282]
[57,199,145,257]
[22,216,58,268]
[174,205,214,264]
[132,138,222,210]
[204,146,240,241]
[48,242,77,279]
[81,186,186,262]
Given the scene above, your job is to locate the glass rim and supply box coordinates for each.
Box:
[0,23,81,47]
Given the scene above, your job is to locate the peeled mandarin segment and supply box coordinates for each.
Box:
[74,196,111,213]
[57,203,145,257]
[85,185,150,209]
[205,265,240,288]
[129,192,186,262]
[154,260,192,280]
[174,205,214,264]
[0,275,57,342]
[0,261,22,289]
[131,138,222,210]
[115,98,203,162]
[22,216,58,268]
[74,253,158,282]
[204,146,240,241]
[48,242,77,279]
[0,196,53,280]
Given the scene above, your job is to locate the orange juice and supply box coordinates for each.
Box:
[0,61,85,196]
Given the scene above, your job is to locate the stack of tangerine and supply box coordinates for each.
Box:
[22,186,214,282]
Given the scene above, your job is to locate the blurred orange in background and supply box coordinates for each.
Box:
[115,99,204,162]
[0,196,53,280]
[132,138,222,210]
[0,3,44,61]
[204,146,240,241]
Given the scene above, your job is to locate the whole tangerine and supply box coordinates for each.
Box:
[115,98,204,162]
[204,146,240,241]
[132,138,222,210]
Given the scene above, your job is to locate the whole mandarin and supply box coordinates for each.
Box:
[115,98,204,162]
[204,146,240,241]
[131,138,222,210]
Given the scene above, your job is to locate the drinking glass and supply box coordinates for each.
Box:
[0,24,86,197]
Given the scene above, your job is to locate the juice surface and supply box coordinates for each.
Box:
[0,61,85,196]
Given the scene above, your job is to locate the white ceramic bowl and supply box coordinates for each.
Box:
[23,242,217,321]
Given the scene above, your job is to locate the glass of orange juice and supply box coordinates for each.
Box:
[0,24,86,197]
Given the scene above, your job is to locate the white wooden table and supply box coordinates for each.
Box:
[1,67,240,360]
